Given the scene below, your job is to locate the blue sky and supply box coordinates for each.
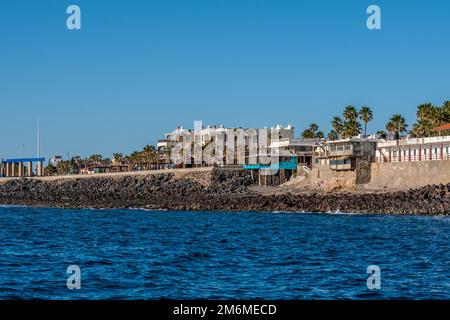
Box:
[1,0,450,160]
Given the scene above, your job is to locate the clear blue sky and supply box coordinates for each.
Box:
[1,0,450,160]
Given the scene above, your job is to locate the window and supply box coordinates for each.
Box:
[330,159,351,166]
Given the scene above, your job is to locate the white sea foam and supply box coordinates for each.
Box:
[129,207,169,212]
[327,210,364,215]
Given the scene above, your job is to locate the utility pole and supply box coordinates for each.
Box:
[37,116,40,157]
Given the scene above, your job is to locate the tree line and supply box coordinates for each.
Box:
[45,145,159,176]
[301,101,450,140]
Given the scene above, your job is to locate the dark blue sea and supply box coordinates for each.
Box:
[0,206,448,300]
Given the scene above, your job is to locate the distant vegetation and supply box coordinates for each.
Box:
[410,102,450,137]
[301,101,450,141]
[45,145,159,176]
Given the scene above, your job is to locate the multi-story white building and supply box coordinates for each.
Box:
[313,136,378,171]
[376,135,450,163]
[157,124,295,167]
[197,124,294,146]
[159,124,294,147]
[156,126,194,151]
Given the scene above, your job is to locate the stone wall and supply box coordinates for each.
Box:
[307,160,450,191]
[364,160,450,190]
[308,165,357,191]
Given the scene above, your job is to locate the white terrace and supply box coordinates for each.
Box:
[376,135,450,162]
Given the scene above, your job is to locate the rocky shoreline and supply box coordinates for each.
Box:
[0,168,449,214]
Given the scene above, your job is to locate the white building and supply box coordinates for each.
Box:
[156,124,295,166]
[269,137,323,167]
[376,135,450,162]
[313,136,378,170]
[156,126,194,151]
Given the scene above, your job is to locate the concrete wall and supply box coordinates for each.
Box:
[307,160,450,191]
[364,160,450,190]
[309,165,357,191]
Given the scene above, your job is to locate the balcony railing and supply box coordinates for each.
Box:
[376,153,450,163]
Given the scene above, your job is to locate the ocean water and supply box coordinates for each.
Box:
[0,206,448,300]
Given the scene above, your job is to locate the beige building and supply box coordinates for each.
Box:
[269,137,323,168]
[316,137,378,171]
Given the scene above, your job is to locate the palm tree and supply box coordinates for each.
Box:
[309,123,319,133]
[113,153,123,163]
[340,105,362,138]
[386,114,408,136]
[417,103,435,122]
[343,105,358,122]
[57,160,70,175]
[441,101,450,122]
[411,102,450,137]
[88,154,103,164]
[411,119,433,138]
[385,121,395,134]
[301,129,314,139]
[140,145,157,170]
[358,106,374,135]
[328,130,338,141]
[101,158,112,167]
[341,120,362,139]
[143,145,156,153]
[315,131,324,139]
[376,130,387,139]
[44,162,56,176]
[301,123,323,139]
[331,116,344,138]
[129,151,141,169]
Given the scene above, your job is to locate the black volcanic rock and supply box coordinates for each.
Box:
[0,168,449,214]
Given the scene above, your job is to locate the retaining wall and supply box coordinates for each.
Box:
[365,160,450,190]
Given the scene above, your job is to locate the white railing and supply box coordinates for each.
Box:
[376,153,450,163]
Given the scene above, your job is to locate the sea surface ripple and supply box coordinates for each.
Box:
[0,206,449,299]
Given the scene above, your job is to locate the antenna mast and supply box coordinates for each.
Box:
[37,116,40,157]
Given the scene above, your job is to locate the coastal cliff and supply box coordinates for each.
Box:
[0,168,449,214]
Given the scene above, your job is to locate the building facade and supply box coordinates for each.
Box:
[157,124,295,167]
[269,137,323,168]
[316,137,378,171]
[376,136,450,163]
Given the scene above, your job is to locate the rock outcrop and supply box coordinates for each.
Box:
[0,168,449,214]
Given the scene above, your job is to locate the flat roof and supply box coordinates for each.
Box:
[326,138,378,144]
[2,157,45,163]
